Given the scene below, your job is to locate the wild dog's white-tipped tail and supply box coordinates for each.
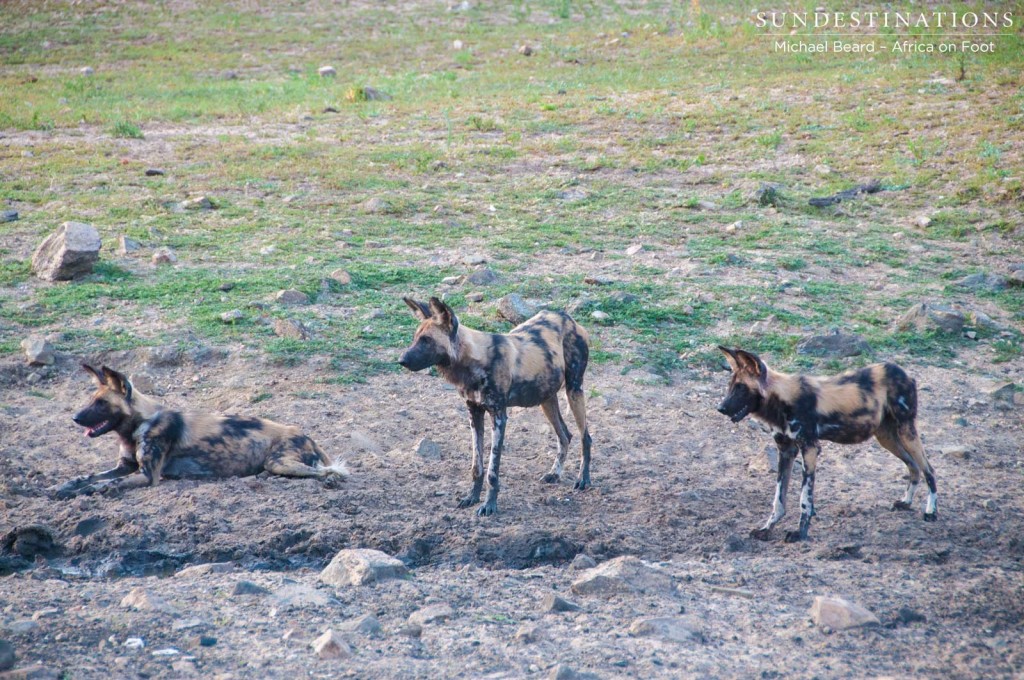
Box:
[322,458,350,479]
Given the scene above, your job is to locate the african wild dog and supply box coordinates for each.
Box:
[54,364,347,499]
[716,347,937,542]
[399,297,593,516]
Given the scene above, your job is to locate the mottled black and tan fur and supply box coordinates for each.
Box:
[55,365,347,498]
[399,297,593,516]
[716,347,937,542]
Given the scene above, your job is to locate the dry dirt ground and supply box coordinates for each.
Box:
[1,338,1022,678]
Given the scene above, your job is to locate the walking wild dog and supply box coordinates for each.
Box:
[399,297,593,516]
[55,364,347,498]
[716,347,937,542]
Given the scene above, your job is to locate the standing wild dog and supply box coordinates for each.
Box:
[55,364,347,498]
[399,297,593,516]
[716,347,937,542]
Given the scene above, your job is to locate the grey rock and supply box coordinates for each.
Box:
[20,337,54,366]
[397,624,422,638]
[31,221,101,281]
[550,664,600,680]
[954,272,1008,292]
[273,318,310,340]
[543,593,581,613]
[987,382,1016,409]
[231,580,270,597]
[466,267,499,285]
[749,443,778,473]
[144,168,165,176]
[414,438,442,460]
[318,65,337,78]
[338,614,381,636]
[360,196,391,214]
[171,618,208,632]
[570,554,596,570]
[570,556,673,596]
[497,293,536,325]
[897,302,965,335]
[118,236,141,254]
[120,588,179,616]
[319,548,407,586]
[796,332,869,358]
[1,210,18,223]
[329,269,352,285]
[1009,270,1024,286]
[360,87,392,101]
[274,289,309,305]
[441,275,463,285]
[0,639,13,671]
[80,66,94,76]
[311,629,351,659]
[175,562,234,578]
[608,291,639,305]
[143,345,181,367]
[466,292,484,302]
[272,584,331,608]
[723,534,751,553]
[514,624,544,644]
[220,309,244,323]
[408,604,453,626]
[625,244,644,256]
[182,196,214,210]
[628,616,703,643]
[464,254,488,265]
[590,310,609,321]
[151,247,177,265]
[4,621,39,636]
[810,595,879,630]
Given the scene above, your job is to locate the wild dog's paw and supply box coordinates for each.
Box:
[783,530,806,543]
[457,495,480,509]
[52,482,83,500]
[573,476,591,491]
[750,528,772,541]
[476,500,498,517]
[923,511,938,522]
[540,472,561,484]
[891,501,913,511]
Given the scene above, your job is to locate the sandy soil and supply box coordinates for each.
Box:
[1,337,1022,678]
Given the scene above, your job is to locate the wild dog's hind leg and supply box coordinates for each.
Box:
[875,417,921,512]
[566,389,592,490]
[897,422,937,521]
[477,408,506,516]
[785,443,819,543]
[751,434,797,541]
[458,402,486,509]
[264,438,348,479]
[540,396,572,483]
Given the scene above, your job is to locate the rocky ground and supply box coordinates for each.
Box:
[1,346,1022,679]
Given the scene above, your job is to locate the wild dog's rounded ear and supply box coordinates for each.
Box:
[428,296,455,328]
[82,364,104,384]
[101,366,132,398]
[734,350,768,381]
[718,346,739,371]
[403,297,430,320]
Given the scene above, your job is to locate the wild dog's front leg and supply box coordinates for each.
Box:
[751,435,797,541]
[53,455,139,499]
[477,408,507,517]
[458,402,487,509]
[785,443,819,543]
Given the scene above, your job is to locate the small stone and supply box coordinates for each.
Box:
[408,603,453,626]
[441,275,463,285]
[723,534,751,553]
[311,629,351,660]
[725,221,741,233]
[696,200,718,211]
[0,210,18,223]
[0,639,13,671]
[982,499,998,511]
[5,621,39,636]
[20,337,54,366]
[259,245,276,256]
[31,221,101,281]
[895,607,926,625]
[220,309,244,323]
[151,648,180,657]
[120,587,179,616]
[351,86,392,101]
[987,382,1016,409]
[275,289,309,305]
[182,196,214,211]
[80,66,94,76]
[796,332,870,358]
[813,164,831,176]
[608,291,638,305]
[496,293,537,325]
[514,624,544,644]
[570,556,673,596]
[144,168,165,176]
[30,609,59,622]
[570,554,596,570]
[338,614,381,636]
[195,635,217,648]
[143,345,181,367]
[171,619,207,632]
[175,562,235,578]
[318,65,337,78]
[1009,270,1024,287]
[625,244,644,256]
[466,267,499,285]
[231,581,271,597]
[397,624,422,638]
[414,438,442,460]
[810,595,880,630]
[628,616,703,643]
[466,292,484,302]
[118,236,141,255]
[360,196,391,214]
[452,39,464,50]
[914,215,932,229]
[319,548,407,587]
[271,584,331,608]
[464,253,488,265]
[542,593,581,613]
[954,272,1008,292]
[151,247,177,265]
[549,664,600,680]
[896,302,965,335]
[123,637,145,650]
[329,269,352,285]
[518,44,535,56]
[590,310,609,321]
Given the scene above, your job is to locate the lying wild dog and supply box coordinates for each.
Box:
[54,364,347,499]
[716,347,937,542]
[399,297,593,516]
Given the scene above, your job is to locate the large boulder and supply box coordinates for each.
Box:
[319,548,407,586]
[31,222,101,281]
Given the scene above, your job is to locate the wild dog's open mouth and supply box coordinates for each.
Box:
[729,406,750,423]
[83,420,113,438]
